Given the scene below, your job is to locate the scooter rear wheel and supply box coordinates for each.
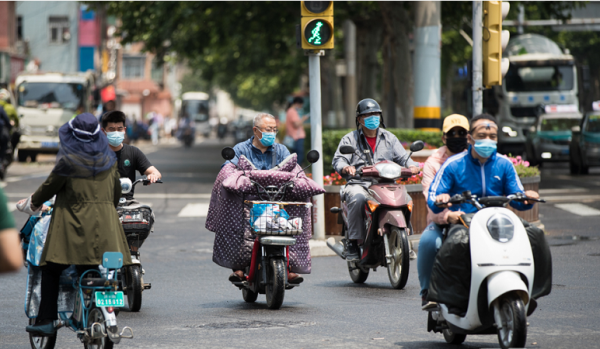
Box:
[28,318,57,349]
[497,294,527,349]
[242,288,258,303]
[443,328,467,345]
[387,227,409,289]
[126,265,143,312]
[84,307,114,349]
[348,261,369,283]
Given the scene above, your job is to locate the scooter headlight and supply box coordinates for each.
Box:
[486,214,514,243]
[375,163,403,180]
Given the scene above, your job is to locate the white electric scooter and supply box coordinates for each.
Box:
[427,191,545,349]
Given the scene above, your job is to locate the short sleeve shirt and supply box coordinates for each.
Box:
[115,144,152,199]
[0,187,15,231]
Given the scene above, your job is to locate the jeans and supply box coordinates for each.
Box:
[417,222,444,296]
[294,138,305,166]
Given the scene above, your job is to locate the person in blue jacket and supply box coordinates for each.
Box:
[419,113,539,310]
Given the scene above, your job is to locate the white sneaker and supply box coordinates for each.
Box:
[409,250,417,260]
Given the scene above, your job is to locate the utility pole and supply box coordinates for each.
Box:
[308,50,325,241]
[472,1,483,117]
[517,4,525,34]
[343,20,357,128]
[413,1,442,130]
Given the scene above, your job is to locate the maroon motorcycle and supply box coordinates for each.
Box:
[327,140,424,289]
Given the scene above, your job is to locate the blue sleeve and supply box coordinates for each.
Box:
[427,163,454,214]
[503,159,533,211]
[279,144,291,163]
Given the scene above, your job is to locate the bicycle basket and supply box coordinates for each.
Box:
[247,201,312,236]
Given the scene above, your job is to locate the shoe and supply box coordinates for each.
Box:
[422,301,438,311]
[288,273,304,284]
[26,321,57,336]
[228,270,245,282]
[345,240,360,262]
[409,249,417,260]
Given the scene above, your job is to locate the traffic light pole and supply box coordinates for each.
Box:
[308,50,326,241]
[472,1,483,116]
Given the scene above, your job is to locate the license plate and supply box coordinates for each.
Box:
[41,142,58,148]
[95,291,124,307]
[123,213,143,222]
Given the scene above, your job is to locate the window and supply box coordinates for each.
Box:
[17,16,23,41]
[122,55,146,79]
[505,65,574,92]
[49,16,70,44]
[17,82,84,110]
[150,59,164,83]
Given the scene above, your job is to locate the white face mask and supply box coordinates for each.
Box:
[106,131,125,147]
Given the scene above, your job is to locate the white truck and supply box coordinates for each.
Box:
[15,71,96,162]
[487,34,579,155]
[180,91,211,137]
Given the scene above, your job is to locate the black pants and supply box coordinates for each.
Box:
[37,262,98,322]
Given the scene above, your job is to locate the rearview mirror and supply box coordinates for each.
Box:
[306,150,320,164]
[120,178,132,194]
[339,145,356,154]
[221,147,236,161]
[571,125,581,133]
[409,140,425,153]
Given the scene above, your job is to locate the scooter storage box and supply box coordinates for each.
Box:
[119,206,154,243]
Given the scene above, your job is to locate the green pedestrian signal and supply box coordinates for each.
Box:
[304,20,331,47]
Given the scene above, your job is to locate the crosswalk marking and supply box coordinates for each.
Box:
[8,202,16,212]
[177,203,209,218]
[555,203,600,216]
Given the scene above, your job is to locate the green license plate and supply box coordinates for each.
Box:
[95,291,124,307]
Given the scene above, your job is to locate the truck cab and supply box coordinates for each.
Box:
[180,92,211,138]
[491,34,578,156]
[15,71,95,162]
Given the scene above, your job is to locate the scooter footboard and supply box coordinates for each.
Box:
[487,271,529,308]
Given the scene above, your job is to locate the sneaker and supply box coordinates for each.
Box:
[409,250,417,260]
[422,301,438,311]
[345,240,360,262]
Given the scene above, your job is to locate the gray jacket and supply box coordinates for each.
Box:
[332,128,417,176]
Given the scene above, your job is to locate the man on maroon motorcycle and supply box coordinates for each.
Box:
[332,99,419,261]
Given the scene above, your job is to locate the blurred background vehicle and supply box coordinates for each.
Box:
[180,92,210,138]
[569,107,600,174]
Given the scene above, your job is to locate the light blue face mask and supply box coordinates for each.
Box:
[363,115,380,130]
[106,131,125,147]
[473,138,497,158]
[258,130,276,147]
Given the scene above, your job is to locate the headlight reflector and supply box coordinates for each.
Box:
[486,214,514,243]
[375,163,403,179]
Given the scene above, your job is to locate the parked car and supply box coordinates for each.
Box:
[569,111,600,174]
[525,111,582,167]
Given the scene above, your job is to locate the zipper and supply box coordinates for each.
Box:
[480,163,486,197]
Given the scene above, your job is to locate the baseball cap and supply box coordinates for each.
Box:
[442,114,469,133]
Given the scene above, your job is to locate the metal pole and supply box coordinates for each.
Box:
[343,20,357,128]
[308,51,325,241]
[472,1,483,116]
[517,4,525,34]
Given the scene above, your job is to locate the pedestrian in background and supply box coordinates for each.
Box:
[0,186,21,273]
[285,97,309,165]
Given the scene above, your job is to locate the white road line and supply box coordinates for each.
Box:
[544,195,600,203]
[539,188,587,195]
[7,202,16,212]
[4,192,212,200]
[177,203,210,217]
[555,203,600,216]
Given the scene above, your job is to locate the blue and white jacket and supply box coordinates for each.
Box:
[427,146,532,214]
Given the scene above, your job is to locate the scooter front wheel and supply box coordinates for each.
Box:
[497,294,527,349]
[265,258,286,309]
[387,227,409,289]
[28,318,57,349]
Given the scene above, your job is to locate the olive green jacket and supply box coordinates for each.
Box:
[32,164,132,266]
[0,100,18,128]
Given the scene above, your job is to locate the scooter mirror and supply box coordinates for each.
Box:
[221,147,236,161]
[339,145,356,155]
[409,140,425,153]
[120,178,133,194]
[306,150,320,164]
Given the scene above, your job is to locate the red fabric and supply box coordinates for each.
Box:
[365,135,377,151]
[246,237,260,282]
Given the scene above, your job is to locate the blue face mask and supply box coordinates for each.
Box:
[363,115,380,130]
[106,131,125,147]
[258,130,276,147]
[473,138,497,158]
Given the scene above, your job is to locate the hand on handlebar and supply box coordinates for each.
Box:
[145,173,161,184]
[523,190,539,205]
[342,165,356,177]
[409,165,419,175]
[435,193,452,208]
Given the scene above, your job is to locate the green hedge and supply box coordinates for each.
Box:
[302,128,443,175]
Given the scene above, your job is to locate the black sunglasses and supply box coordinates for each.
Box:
[445,129,468,138]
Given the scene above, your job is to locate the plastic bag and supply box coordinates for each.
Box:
[251,204,290,233]
[27,215,52,266]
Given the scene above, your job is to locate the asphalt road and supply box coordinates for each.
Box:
[1,138,599,348]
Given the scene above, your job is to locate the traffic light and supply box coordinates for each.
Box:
[301,1,334,50]
[483,1,510,87]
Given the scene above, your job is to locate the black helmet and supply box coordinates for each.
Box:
[355,98,385,129]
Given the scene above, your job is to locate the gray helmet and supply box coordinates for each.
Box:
[355,98,385,128]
